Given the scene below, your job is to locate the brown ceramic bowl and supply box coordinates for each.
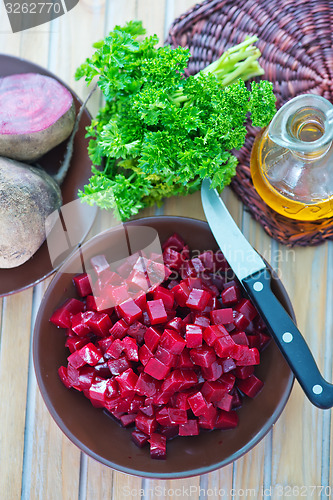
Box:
[0,54,96,297]
[33,216,294,478]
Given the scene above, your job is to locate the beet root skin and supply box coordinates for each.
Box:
[0,73,76,162]
[0,157,62,268]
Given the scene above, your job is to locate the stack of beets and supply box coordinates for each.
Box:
[51,233,271,459]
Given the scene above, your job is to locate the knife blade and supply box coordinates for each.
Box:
[201,178,333,409]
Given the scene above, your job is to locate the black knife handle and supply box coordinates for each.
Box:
[242,268,333,409]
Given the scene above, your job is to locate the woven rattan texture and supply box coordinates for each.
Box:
[167,0,333,246]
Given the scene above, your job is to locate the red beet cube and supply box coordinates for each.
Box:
[88,379,108,407]
[116,368,138,396]
[105,338,123,359]
[167,408,187,424]
[58,299,84,317]
[201,361,223,381]
[58,366,71,388]
[162,233,185,252]
[119,413,137,427]
[221,285,241,305]
[187,391,209,416]
[166,317,184,333]
[210,308,233,325]
[178,369,198,390]
[139,344,154,366]
[231,331,249,346]
[66,364,80,387]
[144,327,161,352]
[201,380,228,403]
[220,357,236,373]
[198,404,218,430]
[176,348,195,369]
[193,315,210,328]
[127,270,150,293]
[71,311,94,336]
[237,375,264,397]
[247,334,261,349]
[191,257,206,274]
[69,342,102,367]
[173,282,190,307]
[235,298,258,322]
[198,250,215,271]
[134,291,147,311]
[109,319,128,339]
[50,306,72,328]
[135,372,160,397]
[153,286,174,309]
[144,358,170,380]
[118,298,142,325]
[87,312,112,337]
[146,299,167,325]
[126,321,147,344]
[214,334,238,358]
[186,288,211,311]
[90,254,109,277]
[202,325,224,346]
[163,247,183,270]
[107,355,131,375]
[155,345,178,367]
[122,336,139,361]
[190,345,216,367]
[185,324,203,348]
[235,365,255,379]
[159,328,186,355]
[233,311,250,331]
[172,392,190,410]
[104,378,118,400]
[215,410,239,429]
[110,284,130,306]
[86,295,97,311]
[156,408,173,426]
[180,260,197,279]
[148,433,166,460]
[160,369,183,394]
[65,336,91,353]
[179,419,199,436]
[73,273,93,297]
[135,414,158,436]
[234,346,260,366]
[259,332,271,350]
[131,430,149,448]
[220,373,236,392]
[215,393,233,412]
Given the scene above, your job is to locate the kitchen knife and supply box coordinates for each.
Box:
[201,177,333,409]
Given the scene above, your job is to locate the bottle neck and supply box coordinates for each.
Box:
[287,108,332,161]
[268,95,333,159]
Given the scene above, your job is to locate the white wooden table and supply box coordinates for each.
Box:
[0,1,332,498]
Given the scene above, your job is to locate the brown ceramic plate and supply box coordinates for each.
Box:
[0,54,96,297]
[33,216,294,478]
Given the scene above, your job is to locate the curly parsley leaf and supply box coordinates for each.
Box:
[76,21,276,220]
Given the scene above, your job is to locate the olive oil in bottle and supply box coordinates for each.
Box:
[250,94,333,221]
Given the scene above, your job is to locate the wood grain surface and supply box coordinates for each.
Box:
[0,1,332,499]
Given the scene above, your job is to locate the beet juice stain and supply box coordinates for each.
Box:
[4,0,79,33]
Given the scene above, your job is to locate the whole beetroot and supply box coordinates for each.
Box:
[0,73,75,162]
[0,157,62,268]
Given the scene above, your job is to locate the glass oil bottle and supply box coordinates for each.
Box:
[250,94,333,221]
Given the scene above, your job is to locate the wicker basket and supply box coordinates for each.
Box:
[167,0,333,246]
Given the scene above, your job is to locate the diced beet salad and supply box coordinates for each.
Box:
[51,232,271,460]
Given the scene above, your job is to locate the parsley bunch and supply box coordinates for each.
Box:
[75,21,276,220]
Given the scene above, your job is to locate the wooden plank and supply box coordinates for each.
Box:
[0,289,33,499]
[270,244,328,497]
